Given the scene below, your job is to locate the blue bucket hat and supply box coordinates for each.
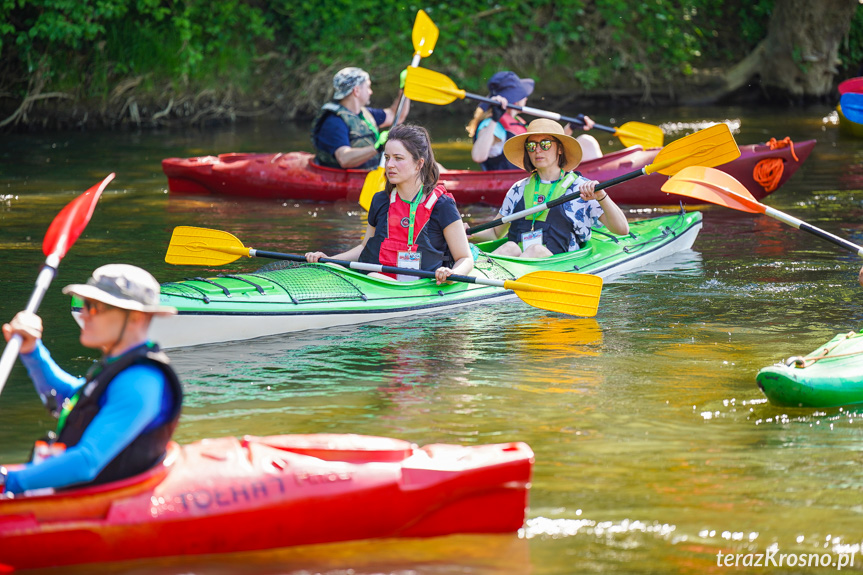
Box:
[479,71,535,111]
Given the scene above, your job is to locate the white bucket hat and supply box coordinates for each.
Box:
[63,264,177,316]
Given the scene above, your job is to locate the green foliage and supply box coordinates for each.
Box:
[839,4,863,75]
[1,0,863,115]
[1,0,275,97]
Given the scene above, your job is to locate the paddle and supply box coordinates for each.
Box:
[839,93,863,124]
[661,166,863,256]
[0,174,114,396]
[838,77,863,95]
[404,66,664,148]
[358,10,439,212]
[165,226,604,317]
[467,123,740,235]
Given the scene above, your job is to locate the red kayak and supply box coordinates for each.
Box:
[162,137,815,206]
[0,434,533,570]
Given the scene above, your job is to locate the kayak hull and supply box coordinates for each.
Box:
[838,105,863,138]
[0,434,533,570]
[112,212,702,349]
[756,331,863,408]
[162,140,815,206]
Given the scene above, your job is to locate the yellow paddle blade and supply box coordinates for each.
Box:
[504,271,603,317]
[359,166,386,211]
[165,226,250,266]
[412,10,438,57]
[648,123,740,176]
[661,166,764,214]
[615,121,664,148]
[404,66,466,106]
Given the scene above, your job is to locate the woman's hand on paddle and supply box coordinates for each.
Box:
[564,116,595,134]
[2,311,43,354]
[578,179,601,201]
[305,251,328,263]
[489,95,508,122]
[435,266,454,285]
[859,264,863,287]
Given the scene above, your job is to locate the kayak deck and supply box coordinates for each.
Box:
[0,434,534,570]
[135,212,702,348]
[162,139,815,205]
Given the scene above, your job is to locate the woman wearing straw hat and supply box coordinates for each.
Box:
[0,264,182,497]
[469,118,628,258]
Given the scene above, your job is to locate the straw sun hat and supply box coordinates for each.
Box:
[503,118,583,172]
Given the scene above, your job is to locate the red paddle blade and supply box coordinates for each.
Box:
[838,77,863,95]
[42,173,114,259]
[661,166,766,214]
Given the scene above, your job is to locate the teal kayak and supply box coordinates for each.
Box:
[756,331,863,408]
[74,212,701,349]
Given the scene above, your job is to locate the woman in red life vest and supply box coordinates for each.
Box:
[468,118,628,258]
[305,124,473,284]
[466,71,603,171]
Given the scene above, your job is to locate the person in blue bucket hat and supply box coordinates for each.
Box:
[466,71,602,170]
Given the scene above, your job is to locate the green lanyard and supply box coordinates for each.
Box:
[400,185,425,251]
[360,111,380,139]
[527,170,564,229]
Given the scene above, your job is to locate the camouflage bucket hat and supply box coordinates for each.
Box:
[333,67,371,99]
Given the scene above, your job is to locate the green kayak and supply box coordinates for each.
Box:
[73,212,701,349]
[756,330,863,408]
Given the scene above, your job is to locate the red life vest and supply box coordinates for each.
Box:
[499,113,527,136]
[378,183,452,278]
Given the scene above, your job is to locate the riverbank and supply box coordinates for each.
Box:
[0,70,841,133]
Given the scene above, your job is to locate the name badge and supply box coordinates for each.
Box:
[521,229,543,250]
[396,250,422,282]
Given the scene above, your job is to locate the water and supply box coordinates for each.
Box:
[2,103,863,574]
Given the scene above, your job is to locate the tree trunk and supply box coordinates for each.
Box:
[760,0,857,96]
[685,0,858,104]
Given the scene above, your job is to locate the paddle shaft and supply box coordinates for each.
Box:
[0,255,60,394]
[361,41,429,209]
[391,53,421,130]
[763,206,863,256]
[251,249,512,288]
[466,92,619,135]
[467,166,649,234]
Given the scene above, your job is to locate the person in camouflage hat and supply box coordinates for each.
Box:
[311,66,411,170]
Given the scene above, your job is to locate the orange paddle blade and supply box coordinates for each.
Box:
[661,166,766,214]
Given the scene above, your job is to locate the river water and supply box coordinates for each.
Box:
[1,103,862,574]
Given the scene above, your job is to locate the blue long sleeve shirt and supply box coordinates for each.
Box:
[5,341,169,495]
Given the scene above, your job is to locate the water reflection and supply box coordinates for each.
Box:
[5,106,863,574]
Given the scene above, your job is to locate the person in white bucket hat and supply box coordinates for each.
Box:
[0,264,182,497]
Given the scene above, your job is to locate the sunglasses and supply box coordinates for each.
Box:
[82,299,113,316]
[525,139,556,153]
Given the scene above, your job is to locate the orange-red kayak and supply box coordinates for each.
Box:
[0,434,533,570]
[162,138,815,205]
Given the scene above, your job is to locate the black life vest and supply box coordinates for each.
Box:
[54,343,183,488]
